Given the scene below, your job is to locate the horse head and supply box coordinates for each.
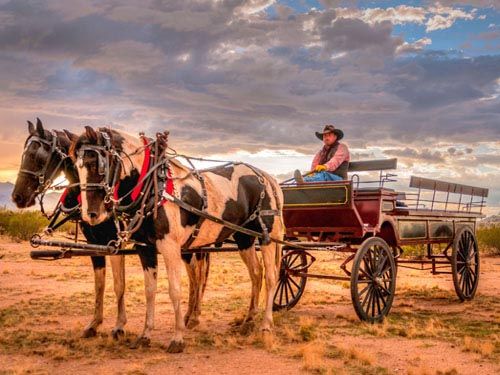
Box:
[71,126,145,226]
[12,118,76,208]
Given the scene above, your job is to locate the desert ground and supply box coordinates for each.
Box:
[0,236,498,375]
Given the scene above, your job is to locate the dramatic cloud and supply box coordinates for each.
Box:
[0,0,498,210]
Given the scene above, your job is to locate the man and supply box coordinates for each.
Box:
[294,124,350,183]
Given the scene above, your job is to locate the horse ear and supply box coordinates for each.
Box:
[35,118,45,136]
[63,129,78,142]
[85,126,98,142]
[28,121,35,135]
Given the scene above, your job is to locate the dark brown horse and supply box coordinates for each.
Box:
[72,126,284,353]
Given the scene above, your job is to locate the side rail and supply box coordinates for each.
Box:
[403,176,488,214]
[348,158,398,190]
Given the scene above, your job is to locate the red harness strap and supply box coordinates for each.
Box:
[59,188,68,204]
[165,168,174,195]
[112,137,152,202]
[131,137,151,201]
[59,188,82,205]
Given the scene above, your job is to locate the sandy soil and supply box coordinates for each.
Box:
[0,237,498,375]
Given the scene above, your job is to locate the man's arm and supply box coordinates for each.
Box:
[325,144,350,171]
[311,151,321,171]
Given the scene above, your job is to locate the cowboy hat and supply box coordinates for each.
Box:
[315,124,344,141]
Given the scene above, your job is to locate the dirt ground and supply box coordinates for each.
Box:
[0,236,498,375]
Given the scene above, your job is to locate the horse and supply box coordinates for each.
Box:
[71,126,284,353]
[11,119,209,346]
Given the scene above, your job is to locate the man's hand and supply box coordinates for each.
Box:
[314,164,327,172]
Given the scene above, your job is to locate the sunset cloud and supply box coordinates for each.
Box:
[0,0,498,212]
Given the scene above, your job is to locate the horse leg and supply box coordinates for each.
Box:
[109,255,127,340]
[82,256,106,338]
[183,254,197,328]
[132,246,158,349]
[184,253,210,329]
[157,237,186,353]
[194,253,210,326]
[259,227,282,332]
[238,245,263,327]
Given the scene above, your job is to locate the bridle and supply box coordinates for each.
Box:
[18,132,68,195]
[76,131,123,204]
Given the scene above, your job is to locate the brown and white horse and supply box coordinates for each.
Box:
[12,120,208,346]
[71,126,284,353]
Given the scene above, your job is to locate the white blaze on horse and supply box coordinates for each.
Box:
[71,126,284,353]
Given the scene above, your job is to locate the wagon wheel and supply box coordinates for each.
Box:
[452,227,480,301]
[350,237,396,323]
[273,250,308,311]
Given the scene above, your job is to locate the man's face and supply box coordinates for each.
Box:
[323,132,337,146]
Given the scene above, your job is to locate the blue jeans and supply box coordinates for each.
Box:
[304,171,343,182]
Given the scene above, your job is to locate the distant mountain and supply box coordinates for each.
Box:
[481,214,500,225]
[0,182,15,209]
[0,182,61,212]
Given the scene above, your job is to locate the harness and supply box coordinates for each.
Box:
[18,132,68,195]
[76,132,281,249]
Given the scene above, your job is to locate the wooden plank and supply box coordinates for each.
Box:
[348,158,397,172]
[409,176,489,197]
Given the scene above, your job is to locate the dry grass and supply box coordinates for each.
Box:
[298,316,318,342]
[462,336,495,358]
[299,341,327,374]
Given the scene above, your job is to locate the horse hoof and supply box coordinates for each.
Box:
[239,320,255,336]
[186,319,200,330]
[130,336,151,349]
[112,328,125,340]
[81,327,97,338]
[166,340,185,353]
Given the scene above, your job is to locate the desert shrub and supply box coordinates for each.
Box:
[0,209,49,241]
[477,226,500,255]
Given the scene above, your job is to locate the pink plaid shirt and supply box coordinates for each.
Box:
[311,143,350,172]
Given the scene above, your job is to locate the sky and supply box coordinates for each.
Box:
[0,0,499,214]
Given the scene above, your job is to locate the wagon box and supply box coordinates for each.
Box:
[282,181,365,240]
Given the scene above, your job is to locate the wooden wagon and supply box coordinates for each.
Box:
[273,158,488,322]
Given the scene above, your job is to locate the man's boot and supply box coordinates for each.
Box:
[294,170,304,184]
